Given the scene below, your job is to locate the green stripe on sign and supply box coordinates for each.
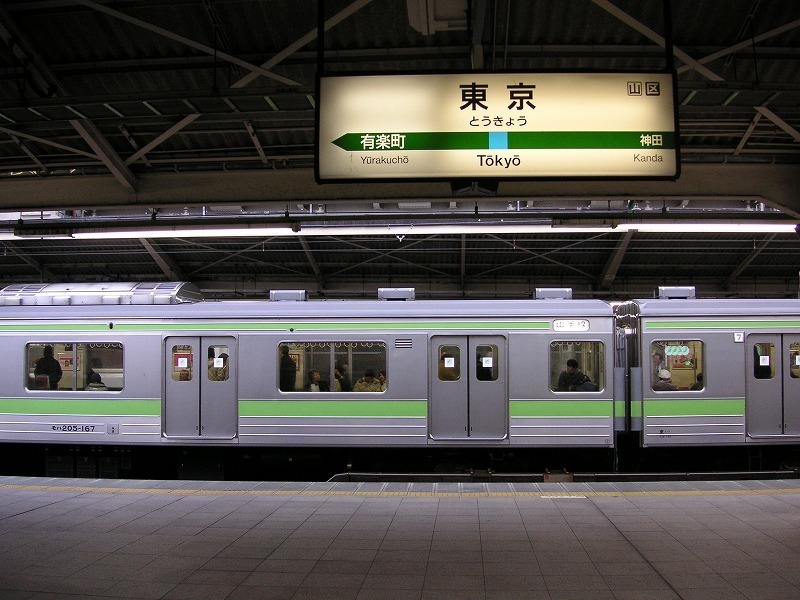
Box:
[510,400,613,418]
[644,398,745,417]
[0,399,160,416]
[239,400,427,418]
[332,131,675,151]
[646,320,800,329]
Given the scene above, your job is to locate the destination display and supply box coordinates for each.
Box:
[316,72,678,181]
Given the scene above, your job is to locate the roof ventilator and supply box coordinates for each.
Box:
[534,288,573,300]
[269,290,308,301]
[0,282,202,305]
[657,286,696,299]
[378,288,416,301]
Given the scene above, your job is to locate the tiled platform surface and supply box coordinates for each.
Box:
[2,477,800,599]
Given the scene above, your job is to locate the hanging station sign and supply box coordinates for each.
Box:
[316,72,678,182]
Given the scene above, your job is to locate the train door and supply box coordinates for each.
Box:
[164,336,237,439]
[429,335,507,440]
[745,334,800,436]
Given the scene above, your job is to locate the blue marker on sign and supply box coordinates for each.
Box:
[489,131,508,150]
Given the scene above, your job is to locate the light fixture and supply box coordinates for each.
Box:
[0,220,796,241]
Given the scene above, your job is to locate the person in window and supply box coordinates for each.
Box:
[653,369,678,391]
[652,352,666,380]
[279,345,297,391]
[353,369,382,392]
[304,369,329,392]
[208,352,229,381]
[34,345,62,390]
[86,371,108,390]
[557,358,589,391]
[334,362,352,392]
[378,370,387,392]
[690,373,703,390]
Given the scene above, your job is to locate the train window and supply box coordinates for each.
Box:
[651,341,704,391]
[171,345,194,382]
[476,345,498,381]
[207,345,229,382]
[26,342,124,391]
[753,343,775,380]
[550,341,604,392]
[278,342,386,392]
[438,345,460,381]
[792,343,800,379]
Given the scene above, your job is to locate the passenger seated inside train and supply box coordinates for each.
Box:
[690,373,704,390]
[557,359,595,391]
[353,369,382,392]
[86,371,108,391]
[304,369,329,392]
[208,352,229,381]
[653,369,679,391]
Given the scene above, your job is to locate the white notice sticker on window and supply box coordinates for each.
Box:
[482,357,493,368]
[177,357,188,368]
[214,358,224,368]
[444,357,455,368]
[760,356,770,366]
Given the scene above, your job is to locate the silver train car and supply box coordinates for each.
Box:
[0,282,798,462]
[617,286,800,449]
[0,283,617,451]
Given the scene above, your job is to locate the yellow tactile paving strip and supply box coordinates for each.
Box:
[2,481,800,498]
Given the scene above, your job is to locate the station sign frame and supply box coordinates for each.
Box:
[315,70,680,183]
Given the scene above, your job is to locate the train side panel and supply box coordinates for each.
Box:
[0,330,163,445]
[237,331,430,446]
[632,297,800,447]
[508,322,616,448]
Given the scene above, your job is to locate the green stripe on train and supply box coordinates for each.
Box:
[239,400,427,418]
[646,320,800,329]
[0,320,551,332]
[510,401,613,418]
[643,398,745,417]
[0,399,160,416]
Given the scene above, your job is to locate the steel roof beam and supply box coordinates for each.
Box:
[298,235,325,289]
[231,0,374,89]
[678,18,800,75]
[74,0,301,87]
[724,233,776,290]
[139,238,185,280]
[9,134,48,173]
[590,0,723,81]
[597,230,633,289]
[734,111,762,156]
[1,241,55,279]
[244,121,269,165]
[71,119,136,192]
[0,3,68,97]
[755,106,800,142]
[123,113,200,166]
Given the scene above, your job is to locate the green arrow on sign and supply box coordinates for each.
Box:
[332,131,675,151]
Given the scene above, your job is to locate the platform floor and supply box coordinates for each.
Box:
[2,476,800,600]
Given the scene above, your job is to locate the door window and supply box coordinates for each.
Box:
[171,345,194,381]
[207,345,230,382]
[550,341,604,392]
[753,342,775,380]
[475,344,498,381]
[438,345,460,381]
[790,343,800,379]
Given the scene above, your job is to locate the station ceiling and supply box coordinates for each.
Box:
[0,0,798,299]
